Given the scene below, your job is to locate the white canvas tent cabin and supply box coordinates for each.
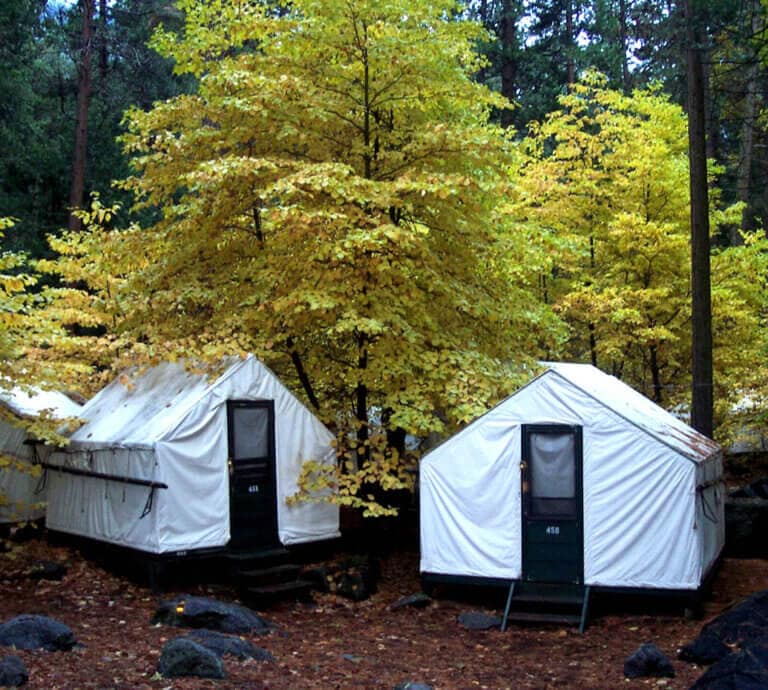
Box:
[420,363,724,627]
[0,387,82,524]
[42,355,339,559]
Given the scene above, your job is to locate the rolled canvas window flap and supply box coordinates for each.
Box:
[531,432,575,498]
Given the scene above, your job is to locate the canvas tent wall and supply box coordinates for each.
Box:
[0,387,82,523]
[43,355,339,554]
[420,363,724,592]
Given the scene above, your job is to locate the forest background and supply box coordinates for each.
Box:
[2,0,768,512]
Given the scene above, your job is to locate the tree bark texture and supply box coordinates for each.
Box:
[735,0,763,240]
[684,0,713,438]
[68,0,95,232]
[500,0,517,128]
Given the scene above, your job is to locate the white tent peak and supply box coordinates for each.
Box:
[0,386,82,420]
[71,355,264,447]
[537,362,719,463]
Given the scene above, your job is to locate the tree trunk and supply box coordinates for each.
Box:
[98,0,108,87]
[735,0,762,242]
[500,0,517,128]
[68,0,95,232]
[565,0,576,87]
[684,0,713,438]
[649,345,663,404]
[618,0,631,94]
[355,333,370,467]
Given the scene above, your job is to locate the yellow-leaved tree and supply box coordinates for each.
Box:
[41,0,560,514]
[509,73,768,433]
[0,218,79,518]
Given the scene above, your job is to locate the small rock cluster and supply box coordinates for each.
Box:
[152,596,276,679]
[0,614,79,687]
[302,554,380,601]
[681,588,768,688]
[623,643,675,679]
[725,476,768,557]
[151,595,273,634]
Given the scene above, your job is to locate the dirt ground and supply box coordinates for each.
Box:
[0,537,767,690]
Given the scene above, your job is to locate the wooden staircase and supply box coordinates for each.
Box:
[501,582,591,633]
[227,548,314,607]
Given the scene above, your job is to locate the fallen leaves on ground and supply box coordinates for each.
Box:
[0,539,766,689]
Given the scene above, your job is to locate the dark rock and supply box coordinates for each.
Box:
[678,634,731,665]
[0,655,28,687]
[336,571,371,602]
[689,646,768,689]
[457,611,502,631]
[742,636,768,668]
[301,565,332,593]
[182,629,274,661]
[699,590,768,645]
[725,496,768,557]
[390,593,432,611]
[25,560,67,581]
[394,683,433,690]
[151,596,273,634]
[0,615,77,651]
[333,556,380,601]
[157,637,225,679]
[623,643,675,679]
[731,477,768,500]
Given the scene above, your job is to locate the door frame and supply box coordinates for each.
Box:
[521,423,584,585]
[226,399,279,548]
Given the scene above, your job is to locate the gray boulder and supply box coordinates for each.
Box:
[623,643,675,679]
[679,634,731,665]
[394,683,433,690]
[725,496,768,558]
[157,637,225,679]
[181,629,274,661]
[0,655,28,687]
[390,593,432,611]
[457,611,502,631]
[698,590,768,645]
[689,645,768,689]
[152,595,272,634]
[25,560,67,581]
[0,615,77,652]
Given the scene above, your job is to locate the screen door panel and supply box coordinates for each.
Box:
[522,424,583,584]
[529,431,576,517]
[227,400,278,549]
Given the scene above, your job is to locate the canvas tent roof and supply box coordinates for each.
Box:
[0,387,81,420]
[0,387,82,524]
[68,359,238,448]
[537,362,720,463]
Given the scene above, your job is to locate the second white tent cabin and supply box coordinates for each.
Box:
[42,356,339,571]
[420,362,724,630]
[0,387,82,525]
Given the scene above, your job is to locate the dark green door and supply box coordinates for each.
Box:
[227,400,279,549]
[521,424,583,584]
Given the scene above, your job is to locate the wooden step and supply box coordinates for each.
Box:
[225,548,290,572]
[501,611,582,626]
[510,591,584,607]
[241,579,314,607]
[236,563,302,586]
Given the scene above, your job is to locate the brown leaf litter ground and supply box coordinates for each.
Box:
[1,537,767,689]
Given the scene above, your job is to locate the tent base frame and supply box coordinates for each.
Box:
[422,556,723,625]
[47,529,340,592]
